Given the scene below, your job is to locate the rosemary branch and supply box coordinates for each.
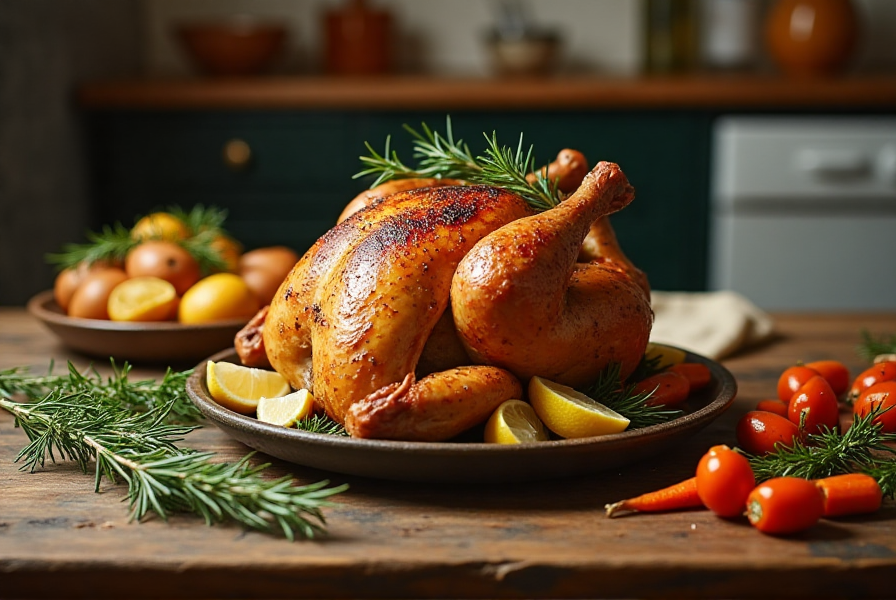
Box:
[858,330,896,362]
[0,362,347,539]
[354,117,563,212]
[579,359,682,430]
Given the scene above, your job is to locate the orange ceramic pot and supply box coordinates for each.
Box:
[765,0,859,77]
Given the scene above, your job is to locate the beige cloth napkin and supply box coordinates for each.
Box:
[649,290,775,360]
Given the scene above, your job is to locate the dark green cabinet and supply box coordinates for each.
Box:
[86,109,712,292]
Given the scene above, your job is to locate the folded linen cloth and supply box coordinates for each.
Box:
[649,290,775,360]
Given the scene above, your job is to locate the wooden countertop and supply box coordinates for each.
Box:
[2,307,896,599]
[77,74,896,111]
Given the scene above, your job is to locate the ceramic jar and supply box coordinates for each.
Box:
[764,0,859,77]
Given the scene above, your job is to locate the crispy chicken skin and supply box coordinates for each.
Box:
[337,177,465,224]
[451,161,653,387]
[263,185,533,436]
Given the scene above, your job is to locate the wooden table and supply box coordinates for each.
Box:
[2,308,896,599]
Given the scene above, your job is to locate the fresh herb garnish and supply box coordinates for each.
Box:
[0,362,346,539]
[858,330,896,362]
[355,117,563,212]
[580,361,682,430]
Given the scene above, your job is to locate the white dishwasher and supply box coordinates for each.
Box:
[708,116,896,312]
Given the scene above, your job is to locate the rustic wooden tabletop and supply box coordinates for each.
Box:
[2,307,896,599]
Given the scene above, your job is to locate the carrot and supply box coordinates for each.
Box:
[756,399,789,417]
[634,371,691,407]
[668,362,712,391]
[813,473,883,517]
[605,476,703,518]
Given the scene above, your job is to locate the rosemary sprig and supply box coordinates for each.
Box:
[0,364,347,539]
[580,361,682,430]
[354,117,563,212]
[46,223,137,270]
[0,361,201,424]
[746,409,896,484]
[295,413,348,436]
[862,460,896,499]
[858,330,896,362]
[169,205,229,237]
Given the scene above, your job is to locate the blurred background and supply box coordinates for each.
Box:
[2,0,895,310]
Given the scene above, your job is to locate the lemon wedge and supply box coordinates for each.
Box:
[528,376,630,438]
[206,361,291,415]
[107,276,178,322]
[484,399,549,444]
[644,342,686,369]
[257,389,315,427]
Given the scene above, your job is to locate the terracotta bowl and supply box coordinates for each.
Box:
[176,18,288,77]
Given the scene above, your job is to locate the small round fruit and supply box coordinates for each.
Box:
[853,380,896,433]
[804,360,851,397]
[696,445,756,518]
[238,246,299,305]
[107,276,178,322]
[67,268,129,320]
[736,410,801,456]
[179,273,260,324]
[210,234,243,273]
[130,212,190,241]
[125,240,201,296]
[788,375,840,435]
[849,362,896,402]
[53,261,120,312]
[746,477,824,535]
[777,365,819,402]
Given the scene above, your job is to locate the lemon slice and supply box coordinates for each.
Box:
[257,389,315,427]
[107,276,178,322]
[645,342,686,369]
[206,361,291,415]
[528,376,630,439]
[484,399,549,444]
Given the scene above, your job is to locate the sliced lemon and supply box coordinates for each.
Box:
[484,399,549,444]
[107,276,178,322]
[257,389,315,427]
[528,376,630,439]
[645,342,686,369]
[206,360,291,415]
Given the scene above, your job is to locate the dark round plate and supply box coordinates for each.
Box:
[186,345,737,483]
[28,290,247,365]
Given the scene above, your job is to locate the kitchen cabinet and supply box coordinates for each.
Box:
[81,75,896,293]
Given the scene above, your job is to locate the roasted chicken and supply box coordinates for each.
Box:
[236,153,652,442]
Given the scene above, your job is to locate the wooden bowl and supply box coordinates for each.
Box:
[28,290,247,366]
[176,18,287,77]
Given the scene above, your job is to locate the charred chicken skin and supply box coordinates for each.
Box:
[237,153,652,442]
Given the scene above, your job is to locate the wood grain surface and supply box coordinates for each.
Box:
[2,308,896,599]
[77,74,896,110]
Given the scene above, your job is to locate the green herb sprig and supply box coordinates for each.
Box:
[580,360,682,430]
[858,330,896,362]
[745,409,896,497]
[355,117,563,212]
[1,362,347,539]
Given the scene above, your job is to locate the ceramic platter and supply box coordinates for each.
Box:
[186,345,737,483]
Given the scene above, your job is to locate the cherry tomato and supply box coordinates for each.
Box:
[777,365,819,402]
[755,399,789,418]
[696,445,756,518]
[788,375,840,435]
[746,477,824,535]
[804,360,851,397]
[634,371,691,407]
[668,363,712,391]
[736,411,801,456]
[848,361,896,401]
[853,380,896,433]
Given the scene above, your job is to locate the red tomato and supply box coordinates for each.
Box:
[746,477,824,535]
[853,380,896,433]
[788,376,840,435]
[804,360,850,397]
[848,361,896,401]
[756,399,789,418]
[696,445,756,518]
[777,365,819,402]
[634,371,691,407]
[736,411,801,456]
[668,363,712,391]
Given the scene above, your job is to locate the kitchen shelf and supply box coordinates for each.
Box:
[77,74,896,111]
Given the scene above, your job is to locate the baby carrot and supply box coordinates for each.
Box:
[605,476,703,518]
[668,363,712,391]
[814,473,883,517]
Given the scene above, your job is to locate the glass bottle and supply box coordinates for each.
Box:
[645,0,699,74]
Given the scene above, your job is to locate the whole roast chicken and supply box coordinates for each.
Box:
[236,154,652,441]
